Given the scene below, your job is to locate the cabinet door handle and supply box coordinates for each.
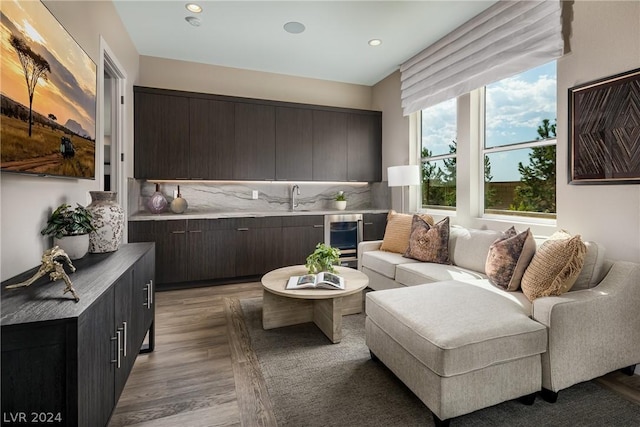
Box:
[188,230,202,233]
[144,280,154,309]
[111,331,121,368]
[364,222,374,225]
[121,322,128,357]
[313,225,323,228]
[237,228,249,231]
[171,230,186,234]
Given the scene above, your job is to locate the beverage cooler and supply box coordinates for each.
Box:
[324,214,363,269]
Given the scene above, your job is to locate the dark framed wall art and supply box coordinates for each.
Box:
[0,0,97,179]
[568,67,640,184]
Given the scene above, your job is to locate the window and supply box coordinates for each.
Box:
[483,61,557,218]
[420,98,457,209]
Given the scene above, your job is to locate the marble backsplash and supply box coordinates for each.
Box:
[132,180,390,214]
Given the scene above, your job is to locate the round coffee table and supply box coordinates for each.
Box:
[261,265,369,343]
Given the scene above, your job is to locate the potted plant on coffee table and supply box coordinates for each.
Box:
[41,203,95,260]
[305,243,341,274]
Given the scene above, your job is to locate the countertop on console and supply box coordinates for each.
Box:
[129,209,389,221]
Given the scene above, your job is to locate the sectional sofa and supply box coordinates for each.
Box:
[357,214,640,426]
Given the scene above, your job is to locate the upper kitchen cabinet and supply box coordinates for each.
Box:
[134,86,382,182]
[275,107,313,181]
[234,103,276,180]
[348,113,382,182]
[189,98,235,180]
[312,110,348,181]
[134,89,190,179]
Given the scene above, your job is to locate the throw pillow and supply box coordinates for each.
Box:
[485,227,536,291]
[380,210,434,254]
[403,216,450,264]
[521,230,587,301]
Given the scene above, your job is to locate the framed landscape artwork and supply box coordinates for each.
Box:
[0,0,96,179]
[568,67,640,184]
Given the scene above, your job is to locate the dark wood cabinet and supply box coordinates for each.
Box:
[281,215,325,266]
[134,91,189,179]
[312,110,348,181]
[234,217,284,277]
[187,219,237,281]
[348,113,382,182]
[134,86,382,182]
[189,98,235,179]
[363,213,388,241]
[1,243,155,427]
[129,216,328,286]
[275,107,313,180]
[234,103,276,180]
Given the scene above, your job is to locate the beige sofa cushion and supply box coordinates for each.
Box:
[366,281,547,377]
[572,241,606,290]
[380,210,434,254]
[449,226,503,273]
[361,250,420,279]
[521,231,587,301]
[395,262,486,286]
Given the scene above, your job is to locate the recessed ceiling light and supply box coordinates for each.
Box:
[284,21,305,34]
[186,3,202,13]
[185,16,201,27]
[368,39,382,47]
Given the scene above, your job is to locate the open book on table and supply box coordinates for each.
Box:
[286,272,345,290]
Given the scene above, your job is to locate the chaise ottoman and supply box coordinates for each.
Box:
[365,280,548,425]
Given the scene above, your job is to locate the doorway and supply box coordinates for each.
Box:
[100,38,127,235]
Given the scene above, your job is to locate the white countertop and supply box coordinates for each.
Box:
[129,208,389,221]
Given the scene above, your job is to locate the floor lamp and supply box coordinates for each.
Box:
[388,165,420,213]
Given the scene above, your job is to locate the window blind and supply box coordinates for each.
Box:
[400,0,563,116]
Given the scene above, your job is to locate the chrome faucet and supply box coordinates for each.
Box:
[291,184,300,210]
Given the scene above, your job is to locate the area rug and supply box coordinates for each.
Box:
[230,297,640,427]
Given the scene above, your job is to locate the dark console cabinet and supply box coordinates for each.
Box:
[1,243,155,427]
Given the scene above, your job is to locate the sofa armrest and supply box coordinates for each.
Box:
[532,260,640,391]
[358,240,383,270]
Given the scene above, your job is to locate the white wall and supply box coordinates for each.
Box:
[556,0,640,262]
[1,1,139,281]
[139,56,373,111]
[373,1,640,259]
[372,70,410,212]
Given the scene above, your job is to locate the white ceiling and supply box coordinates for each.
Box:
[113,1,497,86]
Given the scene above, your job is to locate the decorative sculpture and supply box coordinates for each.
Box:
[6,246,80,302]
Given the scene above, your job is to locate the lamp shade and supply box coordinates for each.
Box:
[388,165,420,187]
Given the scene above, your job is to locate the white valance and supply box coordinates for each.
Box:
[400,0,564,116]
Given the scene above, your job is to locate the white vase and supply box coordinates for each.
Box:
[54,234,89,260]
[335,200,347,210]
[87,191,124,253]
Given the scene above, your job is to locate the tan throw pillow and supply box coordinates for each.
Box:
[521,230,587,301]
[380,210,434,254]
[485,227,536,291]
[403,216,450,264]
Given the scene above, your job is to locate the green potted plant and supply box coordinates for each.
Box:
[335,191,347,210]
[306,243,341,274]
[41,203,95,259]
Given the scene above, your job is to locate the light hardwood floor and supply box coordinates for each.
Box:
[110,282,640,426]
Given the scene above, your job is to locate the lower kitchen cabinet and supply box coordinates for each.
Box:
[235,217,284,277]
[281,215,325,266]
[363,213,388,241]
[129,216,327,286]
[1,243,155,427]
[188,219,237,281]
